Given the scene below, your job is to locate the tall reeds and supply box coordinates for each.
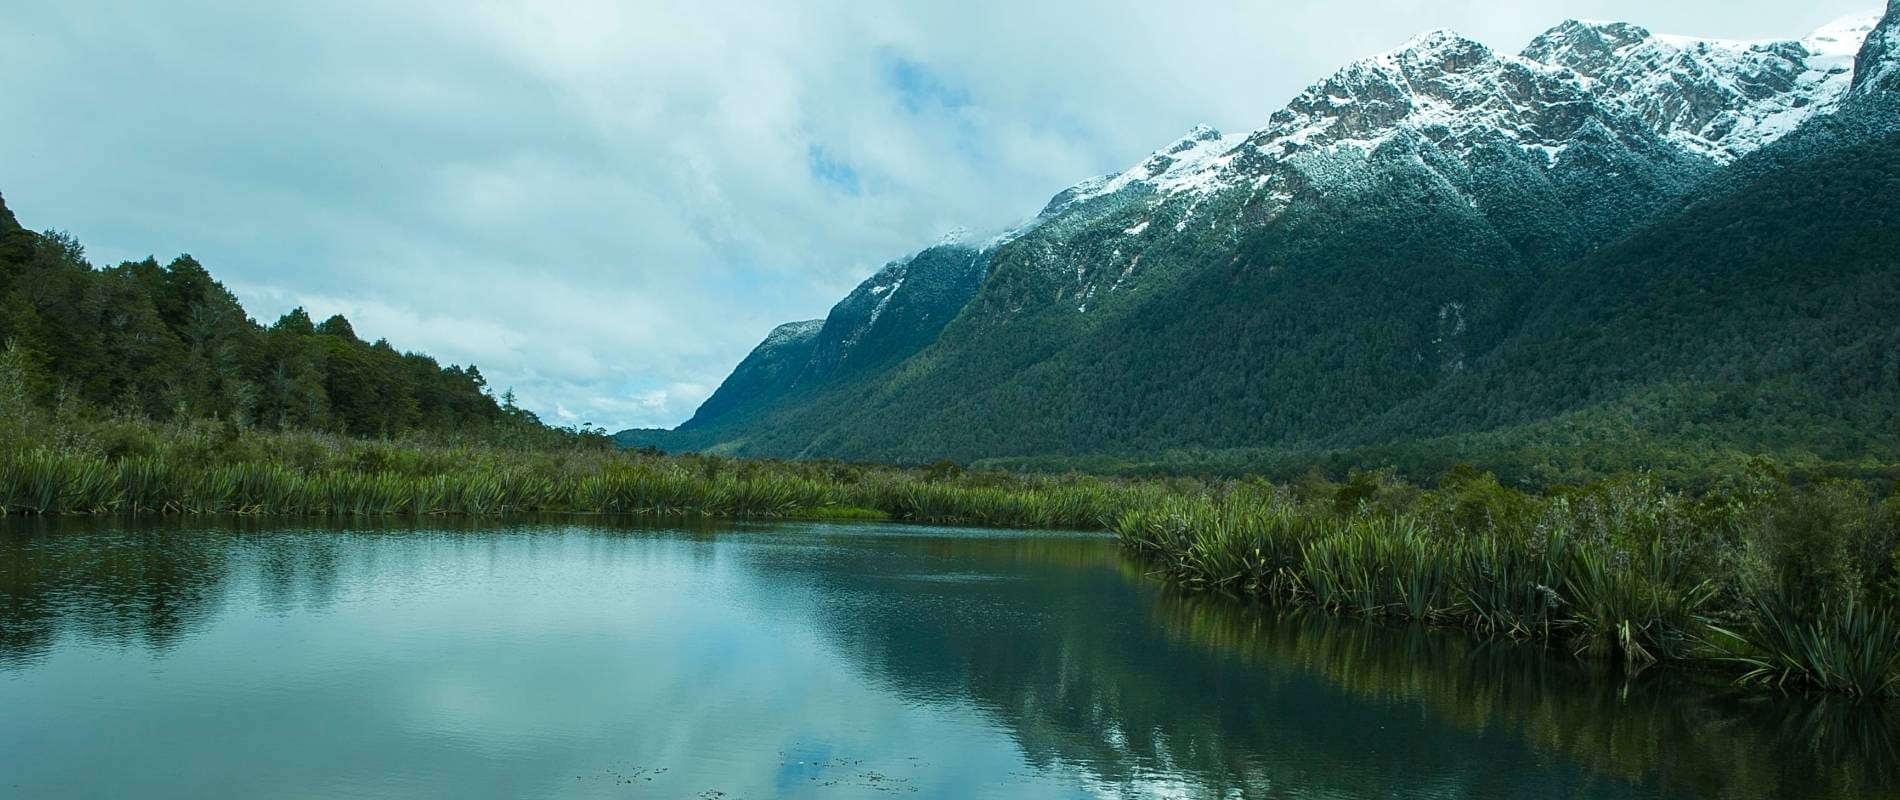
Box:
[0,434,1153,529]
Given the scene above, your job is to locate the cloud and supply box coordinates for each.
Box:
[0,0,1875,430]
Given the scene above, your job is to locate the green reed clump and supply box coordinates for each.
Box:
[0,450,103,514]
[1721,596,1900,696]
[1116,471,1900,697]
[1707,482,1900,695]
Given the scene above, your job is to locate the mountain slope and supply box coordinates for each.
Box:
[1358,4,1900,476]
[622,243,990,451]
[667,319,823,433]
[793,243,989,387]
[1853,0,1900,95]
[1341,121,1900,480]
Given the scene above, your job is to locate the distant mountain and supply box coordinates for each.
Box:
[665,319,823,434]
[625,7,1899,481]
[618,243,989,449]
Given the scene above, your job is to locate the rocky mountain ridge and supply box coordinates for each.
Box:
[1523,13,1881,161]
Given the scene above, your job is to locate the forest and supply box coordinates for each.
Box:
[0,192,571,443]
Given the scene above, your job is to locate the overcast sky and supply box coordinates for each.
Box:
[0,1,1877,430]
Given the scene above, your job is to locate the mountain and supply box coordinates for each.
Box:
[1346,118,1900,481]
[627,8,1898,481]
[622,242,989,448]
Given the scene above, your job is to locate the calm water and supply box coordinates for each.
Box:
[1,519,1894,799]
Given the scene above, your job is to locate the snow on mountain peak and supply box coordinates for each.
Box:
[761,319,824,348]
[1174,124,1223,147]
[1034,124,1236,213]
[1239,32,1586,166]
[1808,10,1885,59]
[1521,13,1879,161]
[934,226,970,246]
[1024,30,1606,230]
[1387,28,1482,57]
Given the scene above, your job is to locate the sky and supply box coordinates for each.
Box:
[0,1,1877,431]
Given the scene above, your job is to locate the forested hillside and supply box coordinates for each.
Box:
[0,192,527,438]
[1326,122,1900,482]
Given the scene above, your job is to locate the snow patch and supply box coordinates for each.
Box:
[1041,124,1236,209]
[761,319,823,348]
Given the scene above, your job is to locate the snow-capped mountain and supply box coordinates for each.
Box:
[633,6,1900,464]
[1036,124,1234,217]
[991,26,1715,317]
[1027,28,1644,226]
[667,243,989,435]
[1035,11,1882,224]
[826,7,1888,324]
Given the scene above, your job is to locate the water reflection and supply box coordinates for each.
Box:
[1143,590,1900,800]
[738,530,1674,798]
[1,517,232,664]
[0,518,1893,799]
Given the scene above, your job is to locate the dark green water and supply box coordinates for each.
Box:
[1,519,1894,799]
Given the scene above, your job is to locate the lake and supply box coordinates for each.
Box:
[1,518,1893,799]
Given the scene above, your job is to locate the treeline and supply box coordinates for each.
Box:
[0,192,542,439]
